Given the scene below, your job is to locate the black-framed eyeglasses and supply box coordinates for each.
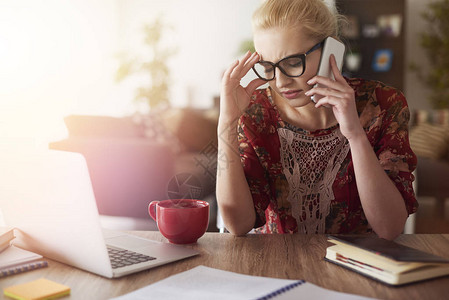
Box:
[252,41,324,81]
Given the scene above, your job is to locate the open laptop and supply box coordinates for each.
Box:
[0,149,199,278]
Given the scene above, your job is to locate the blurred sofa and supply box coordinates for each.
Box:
[49,108,219,229]
[409,109,449,216]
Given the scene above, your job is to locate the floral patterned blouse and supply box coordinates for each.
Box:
[238,78,418,234]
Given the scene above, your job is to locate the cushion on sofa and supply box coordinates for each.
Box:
[161,108,218,152]
[64,115,144,138]
[409,123,449,160]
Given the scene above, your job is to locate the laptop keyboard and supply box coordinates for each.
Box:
[107,246,156,269]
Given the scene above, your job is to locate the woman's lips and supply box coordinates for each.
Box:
[281,90,302,100]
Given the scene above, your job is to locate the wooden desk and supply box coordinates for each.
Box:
[1,233,448,299]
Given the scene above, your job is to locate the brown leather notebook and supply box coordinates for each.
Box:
[325,235,449,286]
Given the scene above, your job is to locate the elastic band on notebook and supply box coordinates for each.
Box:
[256,280,306,300]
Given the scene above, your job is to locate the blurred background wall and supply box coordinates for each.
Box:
[0,0,435,141]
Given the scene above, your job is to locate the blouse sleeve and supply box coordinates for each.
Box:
[237,113,272,228]
[374,86,418,215]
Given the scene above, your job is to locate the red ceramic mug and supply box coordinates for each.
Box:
[148,199,209,244]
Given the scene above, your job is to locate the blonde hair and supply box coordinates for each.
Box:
[252,0,342,41]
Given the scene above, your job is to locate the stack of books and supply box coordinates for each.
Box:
[0,227,48,277]
[325,235,449,286]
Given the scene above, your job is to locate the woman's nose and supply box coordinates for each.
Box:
[275,69,292,89]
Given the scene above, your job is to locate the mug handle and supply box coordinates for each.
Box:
[148,201,158,221]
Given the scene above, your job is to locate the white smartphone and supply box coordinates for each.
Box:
[311,36,346,103]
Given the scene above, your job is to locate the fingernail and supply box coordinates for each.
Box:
[305,90,311,95]
[307,79,313,84]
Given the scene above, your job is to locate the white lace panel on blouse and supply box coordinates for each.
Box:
[278,127,350,234]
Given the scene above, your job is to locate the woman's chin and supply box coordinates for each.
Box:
[284,97,313,108]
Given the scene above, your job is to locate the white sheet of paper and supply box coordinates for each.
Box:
[111,265,376,300]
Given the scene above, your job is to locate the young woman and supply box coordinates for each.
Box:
[216,0,417,240]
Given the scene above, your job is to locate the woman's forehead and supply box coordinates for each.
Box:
[253,27,316,61]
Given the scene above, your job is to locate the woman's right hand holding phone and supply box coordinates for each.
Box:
[219,51,266,126]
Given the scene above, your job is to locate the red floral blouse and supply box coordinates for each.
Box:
[238,78,418,234]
